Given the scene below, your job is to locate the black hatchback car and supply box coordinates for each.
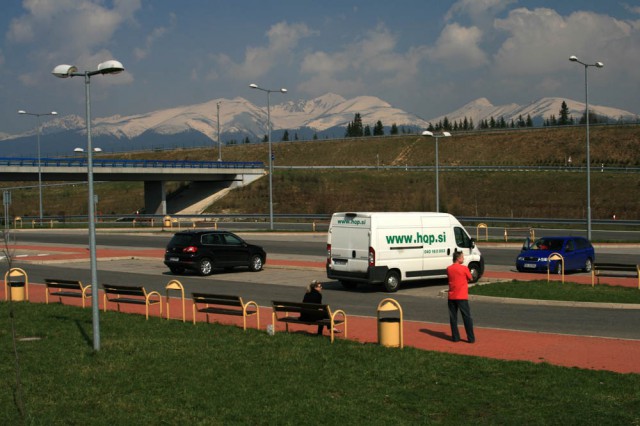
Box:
[164,230,266,276]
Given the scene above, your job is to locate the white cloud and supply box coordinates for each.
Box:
[299,24,427,96]
[212,21,314,80]
[7,0,141,76]
[134,12,175,60]
[445,0,516,25]
[493,8,640,76]
[429,23,488,68]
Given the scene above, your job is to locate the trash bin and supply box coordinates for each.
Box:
[163,216,172,228]
[4,267,29,302]
[377,298,403,348]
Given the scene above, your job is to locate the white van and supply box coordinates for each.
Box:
[326,212,484,292]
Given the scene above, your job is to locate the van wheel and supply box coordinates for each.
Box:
[340,281,357,289]
[468,263,481,283]
[383,271,400,292]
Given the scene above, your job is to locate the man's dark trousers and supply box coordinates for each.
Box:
[448,299,475,342]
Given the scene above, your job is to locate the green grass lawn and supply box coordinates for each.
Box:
[470,280,640,304]
[1,302,639,424]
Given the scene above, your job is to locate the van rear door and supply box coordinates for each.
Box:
[329,224,370,274]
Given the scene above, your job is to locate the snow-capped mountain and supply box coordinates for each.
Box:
[430,97,638,127]
[1,94,637,157]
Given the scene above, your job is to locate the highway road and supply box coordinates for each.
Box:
[7,230,640,340]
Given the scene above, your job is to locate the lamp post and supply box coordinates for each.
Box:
[52,60,125,351]
[17,109,58,222]
[421,130,451,212]
[75,146,103,219]
[569,55,604,241]
[249,83,287,230]
[217,101,221,161]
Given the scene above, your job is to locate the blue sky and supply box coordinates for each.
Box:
[1,0,639,135]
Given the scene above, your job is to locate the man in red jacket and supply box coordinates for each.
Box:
[446,251,475,343]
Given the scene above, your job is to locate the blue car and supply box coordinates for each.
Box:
[515,236,595,274]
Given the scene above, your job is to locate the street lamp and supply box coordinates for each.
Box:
[52,60,125,351]
[569,55,604,241]
[217,101,222,161]
[421,130,451,213]
[18,109,58,222]
[249,83,287,230]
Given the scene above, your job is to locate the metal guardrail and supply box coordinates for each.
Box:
[11,214,640,228]
[276,165,640,173]
[0,157,264,169]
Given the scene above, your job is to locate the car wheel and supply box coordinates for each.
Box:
[468,262,481,283]
[340,280,357,289]
[169,266,185,275]
[516,264,524,272]
[249,255,263,272]
[198,258,213,276]
[584,258,593,273]
[383,270,400,292]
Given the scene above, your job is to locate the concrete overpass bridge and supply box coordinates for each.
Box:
[0,157,265,215]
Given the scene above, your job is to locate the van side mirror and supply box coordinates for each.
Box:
[470,238,476,249]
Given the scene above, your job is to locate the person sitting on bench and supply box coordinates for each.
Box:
[300,280,328,335]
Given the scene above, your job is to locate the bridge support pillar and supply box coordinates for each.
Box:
[144,181,166,215]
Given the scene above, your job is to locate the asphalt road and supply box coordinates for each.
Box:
[8,230,640,340]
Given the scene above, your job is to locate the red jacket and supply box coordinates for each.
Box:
[447,262,472,300]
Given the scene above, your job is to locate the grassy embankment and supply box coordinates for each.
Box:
[3,125,639,220]
[1,301,639,424]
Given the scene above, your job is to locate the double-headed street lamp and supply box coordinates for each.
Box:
[569,55,604,241]
[249,83,287,230]
[17,110,58,222]
[52,60,125,351]
[421,130,451,213]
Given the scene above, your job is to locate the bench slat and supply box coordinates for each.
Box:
[102,284,162,319]
[45,278,91,308]
[191,292,259,330]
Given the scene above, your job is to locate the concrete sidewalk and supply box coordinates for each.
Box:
[4,244,640,374]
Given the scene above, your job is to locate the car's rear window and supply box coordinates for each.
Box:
[170,234,196,246]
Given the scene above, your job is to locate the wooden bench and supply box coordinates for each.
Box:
[102,284,162,319]
[191,293,259,330]
[592,263,640,288]
[45,278,92,308]
[271,300,347,343]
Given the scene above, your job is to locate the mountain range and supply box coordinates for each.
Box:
[2,94,637,157]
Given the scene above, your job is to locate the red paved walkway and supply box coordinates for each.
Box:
[4,245,640,374]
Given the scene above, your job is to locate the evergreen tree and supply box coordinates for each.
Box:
[526,114,533,127]
[313,133,318,140]
[489,117,496,128]
[373,120,384,136]
[262,134,268,143]
[345,113,364,137]
[364,125,371,136]
[442,116,450,130]
[390,123,398,135]
[281,130,289,141]
[558,101,571,125]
